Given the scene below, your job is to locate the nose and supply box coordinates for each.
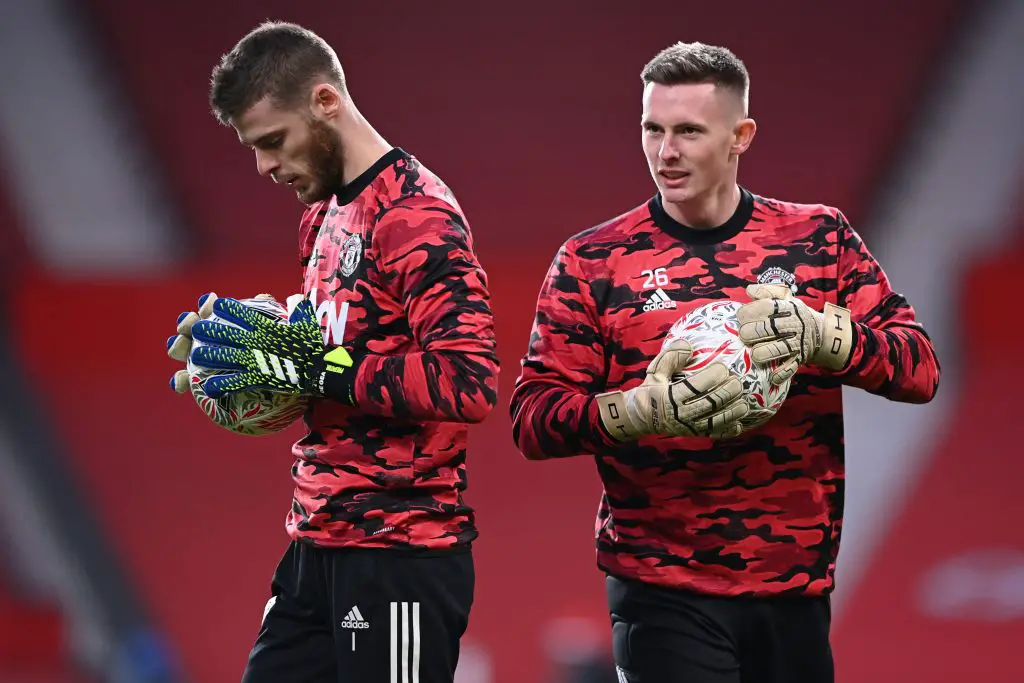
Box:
[659,135,680,162]
[255,149,279,178]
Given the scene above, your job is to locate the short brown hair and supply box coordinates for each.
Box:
[209,21,346,125]
[641,42,750,113]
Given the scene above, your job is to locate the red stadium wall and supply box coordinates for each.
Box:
[81,0,964,260]
[7,1,973,682]
[832,241,1024,682]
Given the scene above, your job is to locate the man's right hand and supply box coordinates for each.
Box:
[595,339,748,440]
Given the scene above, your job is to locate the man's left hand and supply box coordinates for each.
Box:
[736,284,854,385]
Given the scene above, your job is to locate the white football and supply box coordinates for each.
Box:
[662,300,791,432]
[187,295,309,436]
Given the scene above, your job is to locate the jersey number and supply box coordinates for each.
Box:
[641,268,669,289]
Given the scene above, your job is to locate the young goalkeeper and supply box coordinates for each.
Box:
[166,22,498,683]
[509,41,940,683]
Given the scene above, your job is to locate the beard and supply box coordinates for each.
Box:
[299,118,344,205]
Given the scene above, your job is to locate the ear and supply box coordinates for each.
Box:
[309,84,343,118]
[732,118,756,156]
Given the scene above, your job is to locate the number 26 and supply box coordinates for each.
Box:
[642,267,669,289]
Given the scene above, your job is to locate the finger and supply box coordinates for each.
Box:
[209,297,265,331]
[170,369,191,394]
[201,373,240,399]
[191,319,250,348]
[198,292,217,319]
[704,399,750,438]
[672,363,732,403]
[176,311,200,336]
[203,371,277,399]
[189,343,250,371]
[289,297,318,325]
[670,374,744,423]
[737,294,797,324]
[738,316,805,346]
[648,338,693,381]
[770,358,799,386]
[735,298,776,327]
[714,422,745,440]
[750,339,799,366]
[167,334,192,362]
[745,283,792,301]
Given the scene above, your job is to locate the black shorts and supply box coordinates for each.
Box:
[242,541,474,683]
[607,575,833,683]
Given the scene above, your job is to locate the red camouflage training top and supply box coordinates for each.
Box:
[510,188,939,596]
[289,148,498,550]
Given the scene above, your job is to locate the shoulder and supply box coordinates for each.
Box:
[369,156,476,256]
[376,152,466,222]
[752,192,848,226]
[561,199,653,260]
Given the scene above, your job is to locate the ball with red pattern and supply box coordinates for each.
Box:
[663,300,792,432]
[187,296,309,436]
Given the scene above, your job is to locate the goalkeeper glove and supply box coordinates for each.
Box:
[736,283,854,385]
[595,339,749,440]
[166,292,217,393]
[188,296,358,401]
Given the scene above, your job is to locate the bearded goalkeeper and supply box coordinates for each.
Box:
[166,22,497,683]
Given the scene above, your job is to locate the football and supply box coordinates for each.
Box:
[662,300,791,432]
[187,295,309,436]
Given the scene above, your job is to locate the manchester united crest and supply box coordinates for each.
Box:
[339,233,363,277]
[756,266,798,294]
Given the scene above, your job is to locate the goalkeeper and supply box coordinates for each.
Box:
[509,41,940,683]
[167,22,497,683]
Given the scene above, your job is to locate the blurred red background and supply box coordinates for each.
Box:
[4,1,1024,682]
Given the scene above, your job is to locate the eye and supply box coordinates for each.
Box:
[256,135,283,150]
[642,122,662,134]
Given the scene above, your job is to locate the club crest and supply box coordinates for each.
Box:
[757,267,798,294]
[340,233,363,277]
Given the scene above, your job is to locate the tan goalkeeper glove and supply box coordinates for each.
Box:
[736,284,854,386]
[596,339,749,441]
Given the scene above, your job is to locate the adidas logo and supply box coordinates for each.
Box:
[340,605,370,629]
[642,288,677,312]
[252,349,301,385]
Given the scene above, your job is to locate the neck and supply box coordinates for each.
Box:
[336,102,393,185]
[662,182,741,229]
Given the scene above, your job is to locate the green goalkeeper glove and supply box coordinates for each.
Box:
[595,339,749,440]
[188,296,358,401]
[736,283,854,385]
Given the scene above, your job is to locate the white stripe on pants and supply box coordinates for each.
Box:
[390,601,421,683]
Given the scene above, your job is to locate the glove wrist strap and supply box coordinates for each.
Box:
[812,303,854,371]
[307,348,362,406]
[596,390,642,441]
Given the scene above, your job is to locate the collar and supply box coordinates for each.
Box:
[648,187,754,244]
